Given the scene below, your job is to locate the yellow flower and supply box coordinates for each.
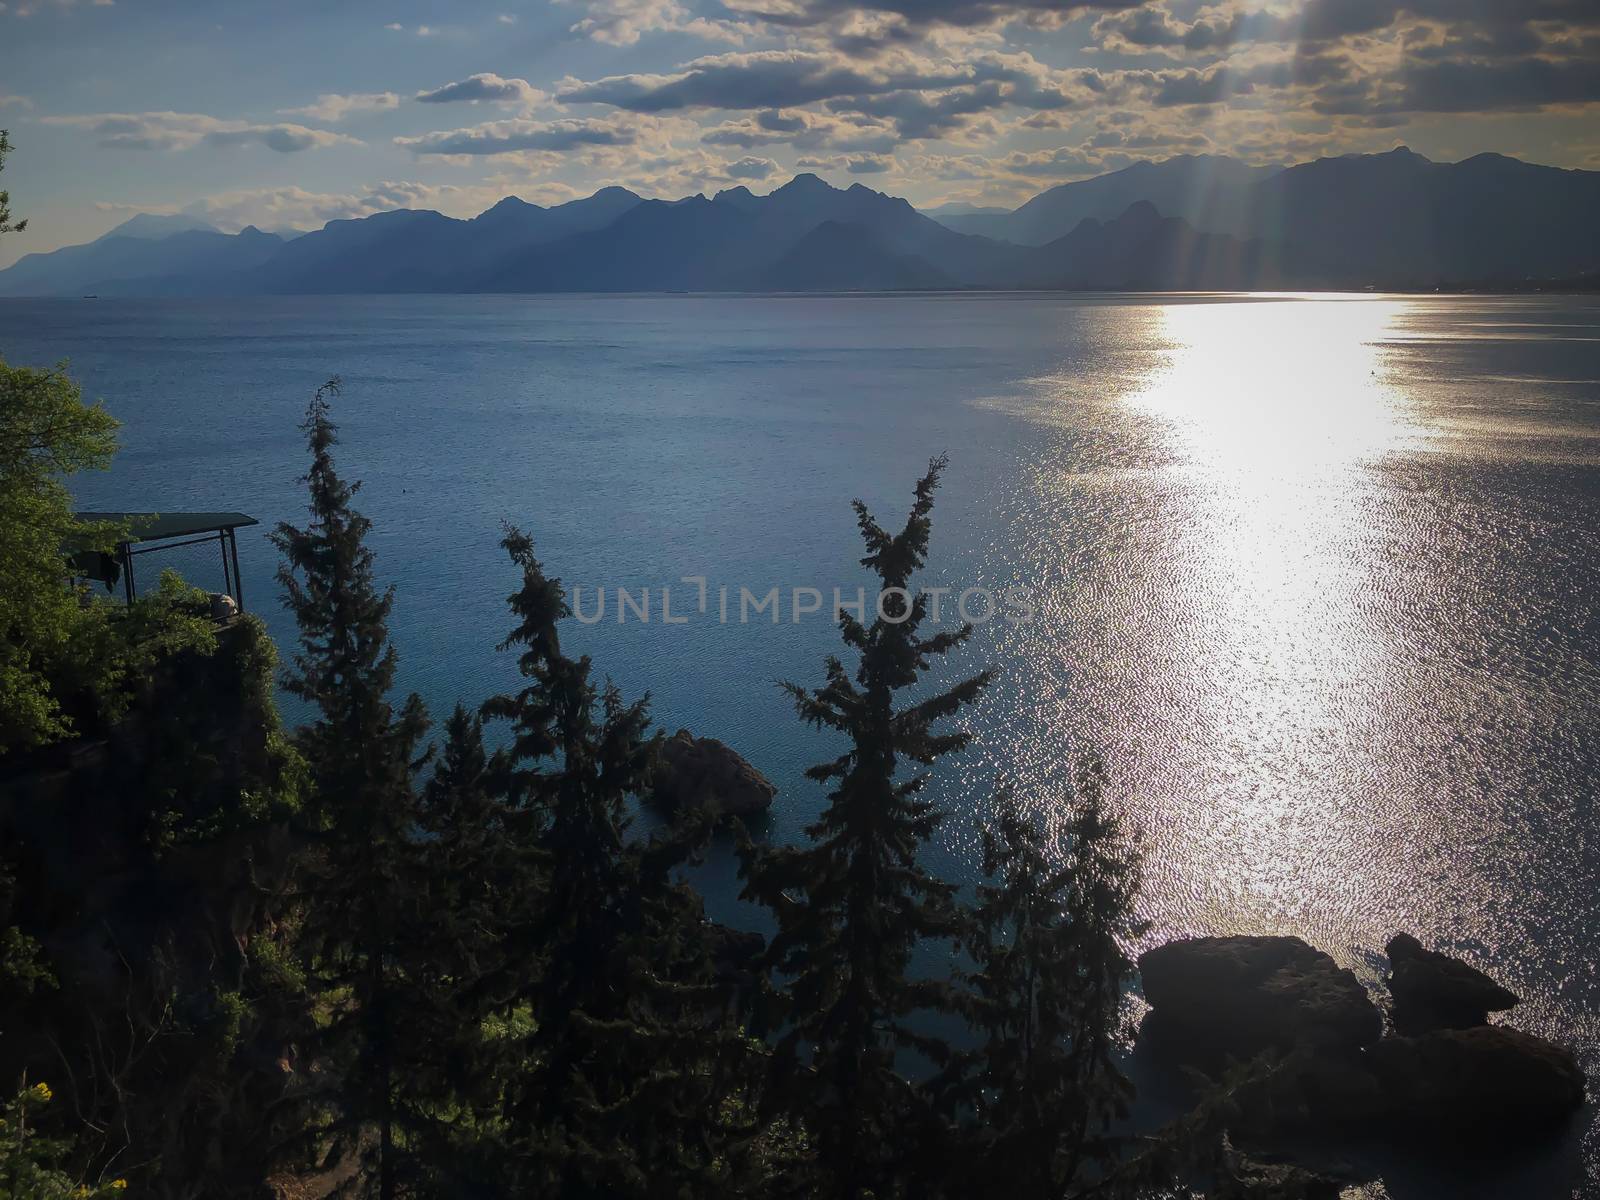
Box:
[31,1082,52,1101]
[111,1181,129,1191]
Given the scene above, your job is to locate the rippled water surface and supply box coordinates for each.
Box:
[4,292,1598,1195]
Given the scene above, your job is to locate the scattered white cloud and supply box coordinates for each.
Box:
[701,107,898,152]
[795,151,896,174]
[277,92,401,123]
[414,73,545,108]
[5,0,115,14]
[42,111,363,152]
[724,154,778,178]
[0,94,33,110]
[553,0,744,46]
[396,115,638,156]
[497,12,517,24]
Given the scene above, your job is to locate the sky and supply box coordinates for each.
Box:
[2,0,1598,265]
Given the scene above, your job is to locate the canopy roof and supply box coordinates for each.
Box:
[76,511,259,544]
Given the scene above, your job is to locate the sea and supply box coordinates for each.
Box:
[4,291,1598,1197]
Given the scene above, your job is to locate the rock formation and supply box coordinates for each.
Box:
[1384,932,1520,1034]
[1137,932,1586,1163]
[1369,1025,1586,1135]
[1138,935,1382,1063]
[651,729,777,818]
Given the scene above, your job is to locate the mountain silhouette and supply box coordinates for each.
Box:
[939,155,1275,246]
[931,147,1600,285]
[1021,201,1285,290]
[749,221,954,291]
[1,150,1594,296]
[0,226,284,296]
[1237,147,1600,282]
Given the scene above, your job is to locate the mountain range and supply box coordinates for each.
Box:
[3,148,1596,297]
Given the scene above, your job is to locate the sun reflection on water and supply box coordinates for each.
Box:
[1128,298,1437,918]
[979,296,1458,945]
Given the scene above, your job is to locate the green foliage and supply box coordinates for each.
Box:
[389,703,525,1191]
[0,359,119,754]
[0,1084,125,1200]
[270,380,431,1200]
[482,525,753,1197]
[0,130,24,238]
[0,378,1227,1200]
[0,864,54,1006]
[740,455,992,1196]
[944,755,1148,1198]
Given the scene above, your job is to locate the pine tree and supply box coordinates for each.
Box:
[740,455,991,1197]
[484,526,740,1197]
[271,380,430,1199]
[951,754,1146,1199]
[0,129,25,237]
[393,703,523,1192]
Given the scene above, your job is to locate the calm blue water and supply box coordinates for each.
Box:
[5,292,1599,1196]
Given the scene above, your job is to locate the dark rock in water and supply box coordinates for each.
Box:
[1221,1138,1347,1200]
[1138,936,1382,1063]
[1370,1025,1586,1137]
[1385,932,1519,1034]
[1235,1046,1392,1138]
[1141,932,1586,1167]
[651,729,776,817]
[1239,1027,1585,1146]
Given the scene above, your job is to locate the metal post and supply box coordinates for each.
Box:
[121,543,136,603]
[229,528,245,612]
[219,529,232,600]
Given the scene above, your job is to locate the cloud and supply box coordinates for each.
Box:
[559,47,1101,136]
[796,151,896,173]
[278,92,401,122]
[395,116,639,155]
[1091,5,1292,56]
[5,0,114,14]
[42,111,362,152]
[719,0,1141,33]
[701,107,898,151]
[1398,55,1600,112]
[724,154,778,177]
[560,51,886,111]
[497,13,517,24]
[553,0,744,45]
[415,73,545,106]
[1073,0,1600,126]
[0,94,32,110]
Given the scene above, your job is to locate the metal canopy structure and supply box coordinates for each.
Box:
[75,511,259,611]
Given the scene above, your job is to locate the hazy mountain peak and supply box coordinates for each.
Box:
[1115,199,1163,226]
[773,173,835,196]
[5,148,1594,297]
[479,195,542,216]
[97,212,219,242]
